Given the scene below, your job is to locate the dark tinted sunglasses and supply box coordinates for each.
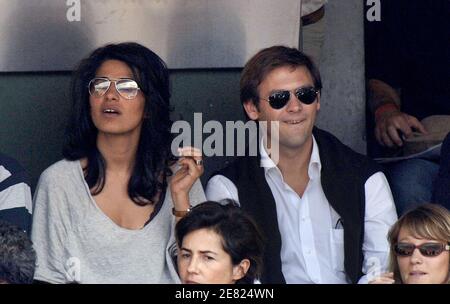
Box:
[394,242,450,257]
[261,86,319,109]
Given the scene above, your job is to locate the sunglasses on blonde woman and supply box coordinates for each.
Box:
[394,242,450,257]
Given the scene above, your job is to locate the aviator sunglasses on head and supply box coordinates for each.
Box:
[394,242,450,257]
[88,77,140,99]
[260,86,319,110]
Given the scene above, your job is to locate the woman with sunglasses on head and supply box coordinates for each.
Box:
[175,200,264,284]
[370,204,450,284]
[31,42,205,283]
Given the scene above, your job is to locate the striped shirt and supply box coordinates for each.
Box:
[0,153,32,233]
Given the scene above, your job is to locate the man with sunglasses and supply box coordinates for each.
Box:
[206,46,397,284]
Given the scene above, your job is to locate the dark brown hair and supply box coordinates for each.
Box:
[240,45,322,108]
[176,200,265,284]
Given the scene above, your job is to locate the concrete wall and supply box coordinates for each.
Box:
[315,0,366,155]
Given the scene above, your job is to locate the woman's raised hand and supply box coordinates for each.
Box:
[170,146,204,212]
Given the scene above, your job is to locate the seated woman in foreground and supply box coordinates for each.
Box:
[370,203,449,284]
[175,201,264,284]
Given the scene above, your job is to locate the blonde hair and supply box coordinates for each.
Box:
[388,204,450,284]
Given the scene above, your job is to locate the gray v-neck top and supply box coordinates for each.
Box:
[31,159,205,284]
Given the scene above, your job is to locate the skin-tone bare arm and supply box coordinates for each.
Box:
[368,79,427,148]
[368,79,401,113]
[170,146,204,222]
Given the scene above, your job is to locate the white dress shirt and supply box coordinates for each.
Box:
[206,135,397,284]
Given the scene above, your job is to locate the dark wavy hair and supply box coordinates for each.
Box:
[0,221,36,284]
[175,200,265,284]
[63,42,173,205]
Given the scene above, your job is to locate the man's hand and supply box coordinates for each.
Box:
[375,110,427,148]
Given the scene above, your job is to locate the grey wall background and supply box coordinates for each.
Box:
[0,1,367,192]
[0,0,300,71]
[316,0,366,156]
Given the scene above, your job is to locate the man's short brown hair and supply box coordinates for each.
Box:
[240,45,322,107]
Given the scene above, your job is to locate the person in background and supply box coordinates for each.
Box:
[370,204,450,284]
[0,153,32,234]
[365,0,450,215]
[31,42,205,284]
[0,220,36,284]
[432,132,450,210]
[175,201,264,284]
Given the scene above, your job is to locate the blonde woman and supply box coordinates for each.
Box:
[370,204,450,284]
